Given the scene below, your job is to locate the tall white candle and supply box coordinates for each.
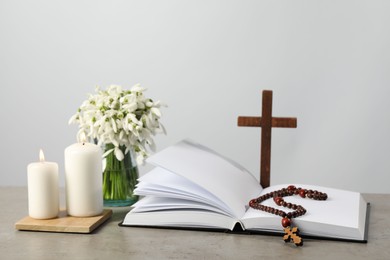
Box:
[27,149,59,219]
[65,138,103,217]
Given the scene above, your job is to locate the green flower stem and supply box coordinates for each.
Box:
[102,143,139,203]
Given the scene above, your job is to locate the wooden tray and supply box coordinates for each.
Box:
[15,209,112,233]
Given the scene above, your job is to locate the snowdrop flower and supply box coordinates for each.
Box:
[69,84,166,163]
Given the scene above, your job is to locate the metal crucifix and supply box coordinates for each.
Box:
[237,90,297,188]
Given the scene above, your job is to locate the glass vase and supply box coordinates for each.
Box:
[102,143,139,207]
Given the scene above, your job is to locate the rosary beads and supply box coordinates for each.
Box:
[249,185,327,246]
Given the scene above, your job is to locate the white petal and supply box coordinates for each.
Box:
[102,148,114,158]
[114,147,124,161]
[111,139,119,147]
[97,138,104,147]
[119,130,124,140]
[68,114,78,125]
[76,129,86,142]
[102,158,106,171]
[159,123,167,135]
[111,118,117,133]
[136,154,145,165]
[151,107,161,117]
[131,83,145,92]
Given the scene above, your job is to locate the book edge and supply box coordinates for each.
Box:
[118,202,369,244]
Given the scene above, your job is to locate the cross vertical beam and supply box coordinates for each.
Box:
[261,90,273,188]
[237,90,297,188]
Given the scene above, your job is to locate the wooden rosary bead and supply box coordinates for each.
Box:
[282,217,291,228]
[287,185,296,191]
[274,197,283,206]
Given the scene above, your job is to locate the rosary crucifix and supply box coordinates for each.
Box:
[237,90,297,188]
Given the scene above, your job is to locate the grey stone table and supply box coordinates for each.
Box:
[1,187,389,259]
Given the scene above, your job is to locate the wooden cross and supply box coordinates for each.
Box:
[237,90,297,188]
[283,226,303,246]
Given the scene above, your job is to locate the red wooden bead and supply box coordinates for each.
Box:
[281,217,291,228]
[299,189,306,198]
[249,199,257,207]
[287,185,296,191]
[273,196,283,206]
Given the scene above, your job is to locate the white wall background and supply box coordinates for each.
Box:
[0,0,389,193]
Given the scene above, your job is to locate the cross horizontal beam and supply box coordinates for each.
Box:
[237,116,297,128]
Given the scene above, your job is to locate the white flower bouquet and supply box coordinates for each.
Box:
[69,84,165,205]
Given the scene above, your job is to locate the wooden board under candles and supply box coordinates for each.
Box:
[15,209,112,233]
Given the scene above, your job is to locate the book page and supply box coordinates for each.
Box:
[123,209,239,231]
[131,197,231,216]
[241,184,367,240]
[146,139,261,218]
[135,167,234,217]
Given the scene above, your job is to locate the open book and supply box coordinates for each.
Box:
[121,140,369,242]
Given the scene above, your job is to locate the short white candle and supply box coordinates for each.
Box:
[27,149,59,219]
[65,136,103,217]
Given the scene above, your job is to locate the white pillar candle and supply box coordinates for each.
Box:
[27,149,59,219]
[65,138,103,217]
